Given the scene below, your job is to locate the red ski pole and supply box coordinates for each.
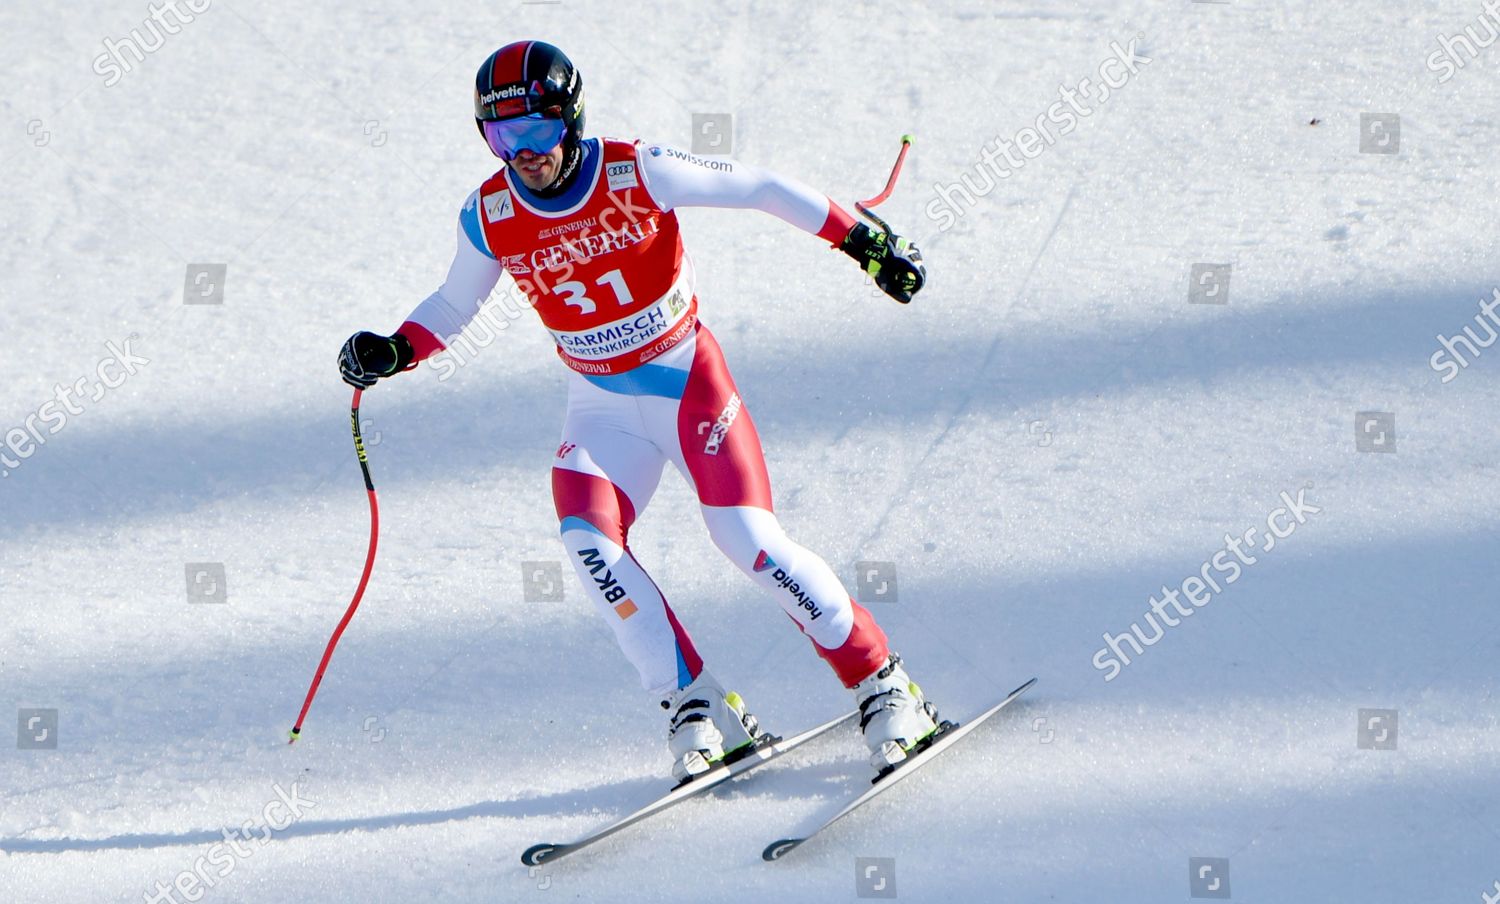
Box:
[855,133,914,233]
[288,388,380,744]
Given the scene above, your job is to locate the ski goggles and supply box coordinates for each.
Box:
[482,113,567,161]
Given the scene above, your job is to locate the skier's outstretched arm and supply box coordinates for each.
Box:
[339,191,505,388]
[635,143,925,302]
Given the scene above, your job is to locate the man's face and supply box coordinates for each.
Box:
[509,144,566,191]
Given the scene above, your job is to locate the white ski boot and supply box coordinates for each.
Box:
[852,654,941,773]
[663,671,761,783]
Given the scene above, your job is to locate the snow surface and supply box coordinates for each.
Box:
[3,1,1499,901]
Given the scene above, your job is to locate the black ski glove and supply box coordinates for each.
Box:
[339,331,414,389]
[840,222,926,303]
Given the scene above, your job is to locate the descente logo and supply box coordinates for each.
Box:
[700,393,742,455]
[480,84,527,105]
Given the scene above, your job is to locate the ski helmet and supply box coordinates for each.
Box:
[473,41,585,153]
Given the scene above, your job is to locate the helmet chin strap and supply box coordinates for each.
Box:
[533,137,583,197]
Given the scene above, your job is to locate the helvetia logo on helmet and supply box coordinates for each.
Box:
[480,84,528,105]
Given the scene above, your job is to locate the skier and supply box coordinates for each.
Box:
[339,41,937,781]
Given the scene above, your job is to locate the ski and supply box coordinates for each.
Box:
[521,709,857,866]
[761,677,1037,862]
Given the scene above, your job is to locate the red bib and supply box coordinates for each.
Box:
[474,139,697,374]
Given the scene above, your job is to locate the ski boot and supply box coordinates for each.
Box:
[852,653,943,777]
[663,671,761,783]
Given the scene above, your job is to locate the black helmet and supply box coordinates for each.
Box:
[473,41,585,146]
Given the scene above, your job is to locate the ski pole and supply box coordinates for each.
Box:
[288,387,380,744]
[855,133,914,233]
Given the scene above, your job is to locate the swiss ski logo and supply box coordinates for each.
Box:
[753,550,777,573]
[483,189,515,222]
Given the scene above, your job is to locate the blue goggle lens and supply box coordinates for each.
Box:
[482,114,566,161]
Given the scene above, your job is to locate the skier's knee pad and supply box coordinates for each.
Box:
[700,505,787,573]
[553,467,633,546]
[557,513,611,548]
